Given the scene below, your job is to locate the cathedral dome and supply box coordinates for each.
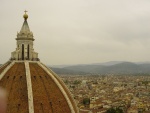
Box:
[0,11,78,113]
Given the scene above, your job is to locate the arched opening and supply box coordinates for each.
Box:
[18,54,19,60]
[22,44,24,60]
[27,44,29,60]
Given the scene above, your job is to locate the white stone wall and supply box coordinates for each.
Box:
[11,19,38,61]
[11,37,38,60]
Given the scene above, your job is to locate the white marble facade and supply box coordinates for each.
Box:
[11,13,39,61]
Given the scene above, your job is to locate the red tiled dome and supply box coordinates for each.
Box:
[0,61,78,113]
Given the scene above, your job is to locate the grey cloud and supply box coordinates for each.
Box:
[0,0,150,65]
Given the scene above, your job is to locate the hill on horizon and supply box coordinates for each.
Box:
[50,61,150,75]
[1,62,150,75]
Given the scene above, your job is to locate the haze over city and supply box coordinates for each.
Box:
[1,0,150,65]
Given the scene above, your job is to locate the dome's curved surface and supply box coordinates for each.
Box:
[0,11,78,113]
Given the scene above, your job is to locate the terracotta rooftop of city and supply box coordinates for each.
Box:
[0,11,78,113]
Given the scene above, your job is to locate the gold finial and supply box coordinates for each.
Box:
[23,10,28,20]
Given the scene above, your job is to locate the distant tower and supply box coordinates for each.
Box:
[11,11,38,61]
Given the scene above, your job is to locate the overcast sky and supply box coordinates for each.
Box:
[0,0,150,65]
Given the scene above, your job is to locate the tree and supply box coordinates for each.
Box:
[83,98,90,105]
[106,108,116,113]
[73,80,81,85]
[106,107,123,113]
